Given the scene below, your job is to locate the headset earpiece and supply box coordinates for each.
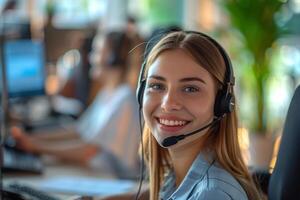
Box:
[137,79,146,107]
[136,60,147,108]
[214,87,235,117]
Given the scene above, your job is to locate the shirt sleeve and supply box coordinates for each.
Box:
[76,88,128,143]
[76,91,108,140]
[77,87,140,175]
[194,188,233,200]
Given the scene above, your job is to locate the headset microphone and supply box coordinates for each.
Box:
[162,117,222,147]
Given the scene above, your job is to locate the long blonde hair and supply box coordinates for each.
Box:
[141,31,262,200]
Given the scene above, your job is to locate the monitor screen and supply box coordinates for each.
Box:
[1,40,46,98]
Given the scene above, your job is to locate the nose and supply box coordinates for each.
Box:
[161,90,182,112]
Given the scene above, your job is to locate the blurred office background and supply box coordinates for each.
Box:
[0,0,300,197]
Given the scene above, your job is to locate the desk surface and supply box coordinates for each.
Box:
[3,156,132,199]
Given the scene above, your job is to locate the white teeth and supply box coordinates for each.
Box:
[159,119,187,126]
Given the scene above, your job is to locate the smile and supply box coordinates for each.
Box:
[156,117,191,133]
[158,118,188,126]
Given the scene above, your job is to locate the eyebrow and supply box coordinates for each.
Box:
[148,75,206,84]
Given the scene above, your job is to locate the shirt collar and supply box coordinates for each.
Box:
[160,151,215,199]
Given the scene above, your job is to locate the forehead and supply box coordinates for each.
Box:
[147,49,212,80]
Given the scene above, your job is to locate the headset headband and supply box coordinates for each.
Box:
[140,31,234,85]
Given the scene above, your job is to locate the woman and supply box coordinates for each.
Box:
[12,31,140,179]
[103,30,262,199]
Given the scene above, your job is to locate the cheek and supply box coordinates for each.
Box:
[187,96,215,118]
[142,94,157,124]
[142,95,164,144]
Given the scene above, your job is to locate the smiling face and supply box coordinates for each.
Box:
[143,49,217,148]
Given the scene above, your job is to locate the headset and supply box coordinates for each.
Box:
[136,30,235,118]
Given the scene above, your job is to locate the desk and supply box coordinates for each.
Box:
[3,156,131,199]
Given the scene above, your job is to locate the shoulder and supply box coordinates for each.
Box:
[117,84,134,95]
[115,84,136,101]
[192,165,248,200]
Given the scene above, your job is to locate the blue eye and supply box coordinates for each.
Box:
[147,83,165,91]
[183,86,200,93]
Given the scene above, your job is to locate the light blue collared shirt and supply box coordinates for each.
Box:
[159,153,248,200]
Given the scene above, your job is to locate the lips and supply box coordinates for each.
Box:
[155,117,191,133]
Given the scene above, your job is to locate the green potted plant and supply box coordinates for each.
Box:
[222,0,286,168]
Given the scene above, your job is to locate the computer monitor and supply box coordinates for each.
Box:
[0,39,46,98]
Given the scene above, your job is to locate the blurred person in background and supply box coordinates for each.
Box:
[11,31,141,179]
[50,33,96,118]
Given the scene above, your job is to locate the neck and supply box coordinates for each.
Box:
[169,135,208,187]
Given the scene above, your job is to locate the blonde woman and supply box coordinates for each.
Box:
[103,31,262,200]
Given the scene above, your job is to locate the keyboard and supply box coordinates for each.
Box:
[2,147,44,174]
[3,183,61,200]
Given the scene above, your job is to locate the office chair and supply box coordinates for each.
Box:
[268,85,300,199]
